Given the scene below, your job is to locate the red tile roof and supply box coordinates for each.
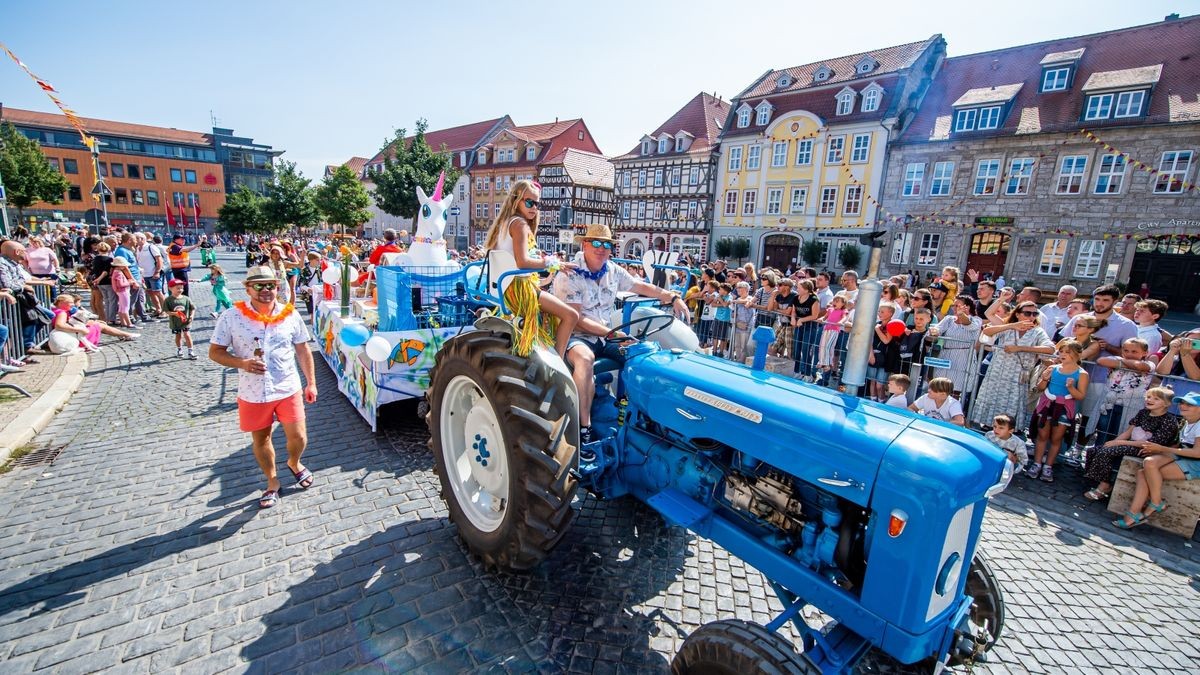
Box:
[0,106,211,145]
[901,14,1200,143]
[736,37,941,100]
[326,156,370,178]
[542,148,614,189]
[476,119,602,170]
[723,74,905,134]
[367,116,511,165]
[615,93,730,160]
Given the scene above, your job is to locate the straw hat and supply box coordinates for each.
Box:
[573,224,618,245]
[245,265,278,283]
[110,257,129,267]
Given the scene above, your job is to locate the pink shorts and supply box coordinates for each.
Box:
[238,391,305,432]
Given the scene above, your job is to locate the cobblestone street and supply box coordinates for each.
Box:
[0,254,1196,673]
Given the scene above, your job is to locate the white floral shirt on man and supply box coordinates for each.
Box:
[211,304,312,403]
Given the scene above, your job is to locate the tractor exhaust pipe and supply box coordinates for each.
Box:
[840,233,887,390]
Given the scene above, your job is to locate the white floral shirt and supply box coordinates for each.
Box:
[211,304,312,403]
[552,255,637,326]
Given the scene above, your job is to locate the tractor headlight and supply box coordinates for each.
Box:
[984,459,1015,499]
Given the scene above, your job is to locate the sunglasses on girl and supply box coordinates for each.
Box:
[1019,310,1038,317]
[250,283,277,291]
[522,198,541,209]
[587,240,614,250]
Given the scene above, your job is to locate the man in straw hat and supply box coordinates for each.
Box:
[552,224,690,444]
[208,265,318,509]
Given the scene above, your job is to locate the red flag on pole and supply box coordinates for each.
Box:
[194,203,201,231]
[179,196,188,227]
[165,201,176,227]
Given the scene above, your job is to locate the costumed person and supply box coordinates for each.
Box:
[484,179,578,357]
[200,263,233,317]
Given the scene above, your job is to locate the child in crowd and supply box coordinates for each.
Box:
[711,283,734,358]
[698,280,719,349]
[909,377,965,426]
[199,264,233,317]
[938,266,961,315]
[729,281,755,363]
[867,303,901,401]
[884,374,910,408]
[1027,339,1090,483]
[107,257,135,328]
[1095,337,1155,441]
[1132,299,1168,355]
[817,293,847,382]
[987,414,1029,471]
[163,279,196,359]
[1084,386,1180,502]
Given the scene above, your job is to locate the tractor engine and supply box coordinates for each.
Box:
[587,344,1009,665]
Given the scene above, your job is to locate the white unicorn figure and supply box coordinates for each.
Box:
[392,171,459,271]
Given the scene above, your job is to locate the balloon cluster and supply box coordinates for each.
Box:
[337,324,393,363]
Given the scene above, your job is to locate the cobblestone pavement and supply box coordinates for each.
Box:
[0,253,1196,673]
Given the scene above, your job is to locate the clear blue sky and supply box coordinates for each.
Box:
[1,0,1189,181]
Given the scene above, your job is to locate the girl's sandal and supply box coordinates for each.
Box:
[1084,488,1111,502]
[1145,499,1168,515]
[1112,511,1146,529]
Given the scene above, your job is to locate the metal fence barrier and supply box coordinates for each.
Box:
[0,284,53,366]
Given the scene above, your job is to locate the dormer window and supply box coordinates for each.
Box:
[526,146,537,161]
[854,56,879,75]
[776,74,792,89]
[675,137,685,152]
[1084,90,1147,120]
[1039,48,1084,93]
[736,104,752,128]
[835,88,856,116]
[951,84,1021,132]
[477,149,487,165]
[658,137,669,153]
[813,66,833,83]
[953,106,1004,131]
[754,101,773,126]
[1042,67,1071,92]
[641,140,651,155]
[1080,64,1159,121]
[860,83,883,113]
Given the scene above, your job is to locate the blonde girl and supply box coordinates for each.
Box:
[484,179,578,356]
[939,266,961,315]
[1029,339,1090,482]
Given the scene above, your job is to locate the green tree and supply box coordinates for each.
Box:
[838,244,863,272]
[801,239,827,267]
[315,165,373,237]
[0,122,71,222]
[262,161,318,232]
[731,238,750,262]
[217,186,267,233]
[369,119,462,218]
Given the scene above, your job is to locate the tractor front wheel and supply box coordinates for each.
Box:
[427,329,579,572]
[672,619,818,675]
[951,550,1005,664]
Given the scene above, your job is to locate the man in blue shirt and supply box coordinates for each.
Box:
[1062,284,1138,442]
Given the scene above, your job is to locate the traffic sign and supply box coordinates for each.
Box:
[558,229,573,245]
[449,206,461,217]
[91,181,112,197]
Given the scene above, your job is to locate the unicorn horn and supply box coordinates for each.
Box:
[431,171,446,202]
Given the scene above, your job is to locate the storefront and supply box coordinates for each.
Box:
[1128,235,1200,312]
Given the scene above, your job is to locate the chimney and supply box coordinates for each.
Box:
[1165,13,1179,20]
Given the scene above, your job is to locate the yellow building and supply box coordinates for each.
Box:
[712,37,945,271]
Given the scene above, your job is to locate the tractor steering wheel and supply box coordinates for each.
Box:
[605,314,676,345]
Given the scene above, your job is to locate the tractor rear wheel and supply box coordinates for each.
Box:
[672,619,818,675]
[427,329,578,572]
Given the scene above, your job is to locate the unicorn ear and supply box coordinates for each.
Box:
[440,193,455,210]
[415,185,429,204]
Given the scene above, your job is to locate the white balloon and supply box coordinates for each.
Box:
[321,265,342,285]
[364,335,392,362]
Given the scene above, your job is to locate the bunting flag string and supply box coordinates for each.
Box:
[1078,128,1199,194]
[1,42,101,199]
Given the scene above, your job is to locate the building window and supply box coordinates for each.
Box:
[862,89,880,113]
[917,233,941,266]
[1055,155,1087,194]
[638,170,647,188]
[825,136,845,164]
[755,105,771,126]
[652,202,661,219]
[742,190,757,215]
[1094,154,1126,194]
[973,159,1000,195]
[110,163,125,178]
[1039,238,1067,276]
[1114,91,1145,118]
[818,186,838,215]
[668,201,679,219]
[850,134,871,163]
[170,168,182,182]
[836,93,854,116]
[188,192,199,207]
[953,109,978,132]
[737,108,751,128]
[928,161,954,196]
[641,140,650,155]
[747,145,762,170]
[143,165,156,180]
[98,162,108,177]
[1084,93,1114,120]
[676,137,686,152]
[977,106,1002,130]
[688,200,698,219]
[68,185,82,201]
[689,166,700,185]
[184,169,197,183]
[771,141,788,167]
[1004,158,1034,195]
[1073,240,1105,278]
[127,164,140,179]
[654,168,663,187]
[527,146,537,161]
[477,150,487,164]
[132,189,144,205]
[890,232,913,265]
[843,185,863,216]
[902,163,924,197]
[147,190,159,206]
[638,201,646,218]
[621,201,631,220]
[728,146,743,171]
[658,138,669,154]
[622,172,631,189]
[789,188,807,213]
[172,191,185,205]
[766,188,783,215]
[1042,67,1070,92]
[724,190,739,216]
[46,157,60,171]
[1154,150,1193,194]
[63,158,79,174]
[475,203,483,217]
[795,139,813,166]
[482,203,490,218]
[670,167,680,186]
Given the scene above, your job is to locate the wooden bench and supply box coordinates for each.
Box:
[1106,456,1200,538]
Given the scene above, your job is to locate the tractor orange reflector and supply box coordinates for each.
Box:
[888,509,908,537]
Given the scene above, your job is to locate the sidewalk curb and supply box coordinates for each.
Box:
[0,351,87,462]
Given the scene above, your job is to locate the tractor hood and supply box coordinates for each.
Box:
[622,350,1005,508]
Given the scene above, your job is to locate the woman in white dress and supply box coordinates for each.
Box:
[928,296,983,395]
[969,301,1056,429]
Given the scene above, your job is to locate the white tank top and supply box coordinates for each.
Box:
[494,218,534,258]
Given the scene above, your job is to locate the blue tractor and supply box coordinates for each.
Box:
[426,302,1009,673]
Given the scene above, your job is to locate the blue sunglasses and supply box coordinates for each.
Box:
[587,240,614,250]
